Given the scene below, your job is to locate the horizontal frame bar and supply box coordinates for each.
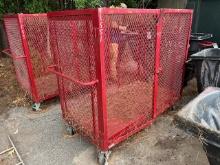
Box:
[19,13,47,17]
[2,49,26,59]
[48,9,97,17]
[14,55,26,59]
[48,65,99,86]
[4,15,18,18]
[161,9,193,14]
[2,48,12,57]
[108,116,154,149]
[100,8,160,14]
[4,13,46,18]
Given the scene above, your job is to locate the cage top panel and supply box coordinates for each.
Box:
[4,13,47,19]
[47,8,192,17]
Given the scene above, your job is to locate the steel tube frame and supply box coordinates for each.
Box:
[4,13,59,103]
[18,14,39,102]
[48,8,193,151]
[153,12,162,118]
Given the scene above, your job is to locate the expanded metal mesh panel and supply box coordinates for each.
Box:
[49,14,98,140]
[22,15,58,101]
[48,9,192,150]
[4,17,31,93]
[101,12,158,140]
[156,13,192,115]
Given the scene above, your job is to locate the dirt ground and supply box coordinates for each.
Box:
[0,56,31,114]
[0,55,209,165]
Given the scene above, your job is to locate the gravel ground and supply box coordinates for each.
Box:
[0,99,209,165]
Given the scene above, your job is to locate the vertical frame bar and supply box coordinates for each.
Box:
[94,8,108,151]
[18,14,39,103]
[184,12,194,67]
[180,11,194,95]
[85,19,98,141]
[152,12,163,119]
[49,17,68,118]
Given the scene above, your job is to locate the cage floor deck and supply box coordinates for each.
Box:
[35,74,58,100]
[64,80,153,139]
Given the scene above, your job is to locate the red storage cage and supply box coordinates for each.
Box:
[3,14,59,110]
[48,8,192,164]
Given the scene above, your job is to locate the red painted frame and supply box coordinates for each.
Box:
[4,14,59,103]
[154,9,193,116]
[180,11,194,95]
[47,8,193,151]
[153,12,162,118]
[18,14,39,102]
[3,15,30,94]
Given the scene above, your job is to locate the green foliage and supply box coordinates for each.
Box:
[0,1,3,16]
[75,0,103,9]
[24,0,51,13]
[0,0,21,14]
[88,0,103,8]
[0,0,51,15]
[0,0,140,17]
[109,0,138,8]
[75,0,86,9]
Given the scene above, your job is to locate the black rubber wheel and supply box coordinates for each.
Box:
[65,124,76,135]
[32,103,41,111]
[97,150,111,165]
[98,152,107,165]
[98,152,105,165]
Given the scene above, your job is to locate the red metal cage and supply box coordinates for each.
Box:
[4,14,59,106]
[48,8,192,152]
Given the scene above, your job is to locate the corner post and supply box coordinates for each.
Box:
[94,8,108,151]
[153,11,163,118]
[18,14,39,102]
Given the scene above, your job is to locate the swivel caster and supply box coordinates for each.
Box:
[65,124,76,135]
[32,103,41,111]
[97,150,111,165]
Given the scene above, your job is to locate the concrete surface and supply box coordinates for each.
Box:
[0,101,209,165]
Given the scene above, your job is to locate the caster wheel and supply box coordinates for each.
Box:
[65,124,76,135]
[97,150,111,165]
[32,103,41,111]
[170,105,177,111]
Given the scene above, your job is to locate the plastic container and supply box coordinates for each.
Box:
[175,87,220,165]
[190,48,220,92]
[189,33,213,54]
[184,33,215,86]
[191,33,213,41]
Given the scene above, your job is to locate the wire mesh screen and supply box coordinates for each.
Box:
[156,12,192,115]
[101,11,158,142]
[48,9,192,150]
[22,14,58,101]
[4,17,31,94]
[49,13,98,140]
